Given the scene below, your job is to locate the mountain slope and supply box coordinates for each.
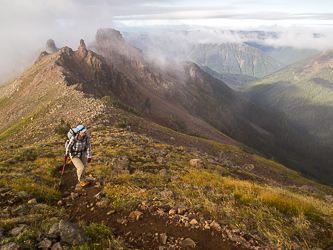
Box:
[200,65,258,90]
[2,28,332,186]
[245,42,320,65]
[88,29,333,186]
[1,29,333,250]
[123,33,284,78]
[184,43,283,78]
[244,50,333,145]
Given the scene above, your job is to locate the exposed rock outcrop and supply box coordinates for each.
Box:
[46,39,59,54]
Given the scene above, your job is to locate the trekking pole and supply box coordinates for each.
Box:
[58,158,73,189]
[58,161,66,190]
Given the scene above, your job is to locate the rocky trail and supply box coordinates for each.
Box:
[57,163,247,250]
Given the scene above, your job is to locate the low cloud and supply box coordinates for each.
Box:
[1,0,332,84]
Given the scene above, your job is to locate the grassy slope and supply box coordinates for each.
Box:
[244,53,333,144]
[1,109,333,249]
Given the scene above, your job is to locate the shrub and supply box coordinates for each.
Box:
[54,118,70,137]
[83,223,113,242]
[261,192,318,216]
[114,117,127,129]
[13,148,38,162]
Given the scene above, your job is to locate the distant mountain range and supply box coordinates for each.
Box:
[123,31,321,80]
[245,42,320,65]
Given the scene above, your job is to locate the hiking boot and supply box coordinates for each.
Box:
[80,181,90,187]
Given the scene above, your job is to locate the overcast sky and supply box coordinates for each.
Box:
[1,0,333,83]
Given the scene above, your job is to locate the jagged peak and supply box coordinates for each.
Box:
[95,28,125,43]
[46,39,59,54]
[79,39,86,49]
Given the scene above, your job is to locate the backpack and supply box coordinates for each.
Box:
[65,128,78,153]
[65,128,88,154]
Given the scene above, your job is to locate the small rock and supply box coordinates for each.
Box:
[17,191,30,199]
[210,221,221,230]
[157,157,167,164]
[75,184,83,192]
[169,208,177,215]
[160,233,168,245]
[37,239,52,249]
[178,207,187,215]
[291,242,301,250]
[27,198,37,204]
[189,159,205,168]
[159,189,174,199]
[129,210,143,221]
[203,185,214,193]
[51,242,63,250]
[194,204,202,209]
[94,191,106,200]
[179,238,196,248]
[190,219,198,225]
[117,218,128,224]
[228,223,238,230]
[94,182,102,188]
[107,210,116,215]
[2,207,11,214]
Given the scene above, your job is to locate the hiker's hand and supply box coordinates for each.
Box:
[87,158,91,163]
[64,154,68,162]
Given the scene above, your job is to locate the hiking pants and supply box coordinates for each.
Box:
[70,152,87,182]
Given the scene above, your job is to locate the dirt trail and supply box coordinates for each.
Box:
[57,163,245,250]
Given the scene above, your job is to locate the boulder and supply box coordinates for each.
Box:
[12,204,29,216]
[48,220,91,247]
[59,220,91,246]
[0,242,29,250]
[9,224,28,237]
[189,159,205,168]
[159,169,171,182]
[325,195,333,203]
[113,157,132,174]
[48,222,60,238]
[158,189,174,199]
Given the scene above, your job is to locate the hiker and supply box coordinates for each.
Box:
[64,125,92,186]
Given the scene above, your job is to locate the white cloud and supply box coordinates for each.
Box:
[0,0,332,84]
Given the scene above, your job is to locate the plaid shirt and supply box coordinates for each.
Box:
[66,133,92,159]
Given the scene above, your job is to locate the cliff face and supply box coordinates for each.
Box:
[88,29,244,145]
